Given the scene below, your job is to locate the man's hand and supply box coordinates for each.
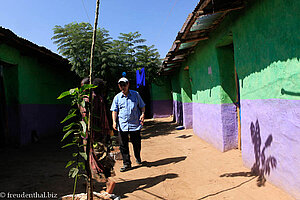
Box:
[112,111,118,130]
[113,121,117,130]
[140,113,145,125]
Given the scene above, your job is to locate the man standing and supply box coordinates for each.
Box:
[110,77,146,172]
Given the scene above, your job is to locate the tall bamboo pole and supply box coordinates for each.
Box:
[87,0,100,199]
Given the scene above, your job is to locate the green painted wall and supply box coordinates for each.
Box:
[2,65,19,105]
[0,44,77,105]
[151,77,172,101]
[167,66,193,103]
[185,38,224,104]
[180,0,300,104]
[171,70,182,102]
[179,66,193,103]
[232,0,300,101]
[217,45,237,104]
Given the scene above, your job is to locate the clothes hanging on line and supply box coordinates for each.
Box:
[136,68,145,88]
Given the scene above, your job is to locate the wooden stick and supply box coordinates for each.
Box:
[87,0,100,199]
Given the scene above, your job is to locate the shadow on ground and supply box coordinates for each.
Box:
[128,156,187,171]
[141,119,178,139]
[115,173,178,199]
[143,156,187,168]
[220,171,255,177]
[176,134,193,139]
[0,135,99,198]
[198,176,256,199]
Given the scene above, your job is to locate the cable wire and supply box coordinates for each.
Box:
[81,0,91,24]
[156,0,180,43]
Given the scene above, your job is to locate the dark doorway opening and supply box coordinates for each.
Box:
[217,35,241,150]
[0,61,20,146]
[0,64,8,147]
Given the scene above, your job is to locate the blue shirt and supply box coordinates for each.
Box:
[110,90,146,131]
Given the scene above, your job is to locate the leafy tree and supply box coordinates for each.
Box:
[52,22,113,79]
[52,23,162,103]
[135,45,161,84]
[109,32,146,82]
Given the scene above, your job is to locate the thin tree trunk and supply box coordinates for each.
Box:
[87,0,100,199]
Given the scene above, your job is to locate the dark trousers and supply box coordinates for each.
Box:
[118,130,141,166]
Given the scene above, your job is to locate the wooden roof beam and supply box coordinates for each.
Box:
[203,4,245,15]
[181,36,209,43]
[165,59,185,64]
[167,47,193,57]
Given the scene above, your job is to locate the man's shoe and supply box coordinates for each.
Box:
[120,165,131,172]
[136,159,142,165]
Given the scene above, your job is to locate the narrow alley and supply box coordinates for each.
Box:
[0,117,294,200]
[113,117,294,199]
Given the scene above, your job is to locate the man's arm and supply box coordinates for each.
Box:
[112,111,118,130]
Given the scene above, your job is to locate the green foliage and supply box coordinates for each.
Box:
[135,45,162,84]
[57,84,95,197]
[52,23,162,105]
[52,22,114,79]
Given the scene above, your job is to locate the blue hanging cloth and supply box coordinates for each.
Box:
[136,68,145,88]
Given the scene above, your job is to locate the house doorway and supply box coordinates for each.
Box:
[0,64,8,146]
[234,63,241,150]
[217,38,241,150]
[0,61,19,146]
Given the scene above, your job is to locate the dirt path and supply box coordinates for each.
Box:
[0,117,295,199]
[113,117,295,200]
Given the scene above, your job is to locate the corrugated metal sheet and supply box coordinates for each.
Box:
[190,13,223,31]
[179,42,197,50]
[160,0,245,74]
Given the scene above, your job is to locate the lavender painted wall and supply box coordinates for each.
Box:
[193,102,238,152]
[193,102,223,151]
[183,102,193,129]
[152,100,172,118]
[241,99,300,199]
[6,105,21,145]
[221,104,238,151]
[18,104,70,145]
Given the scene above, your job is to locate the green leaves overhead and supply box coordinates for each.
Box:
[52,22,113,79]
[52,23,162,104]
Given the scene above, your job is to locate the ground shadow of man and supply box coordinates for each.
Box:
[115,173,178,198]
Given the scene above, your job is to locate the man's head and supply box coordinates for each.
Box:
[118,77,129,94]
[93,78,107,96]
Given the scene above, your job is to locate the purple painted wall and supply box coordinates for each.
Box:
[152,100,173,118]
[241,99,300,198]
[6,105,21,145]
[193,103,223,151]
[183,102,193,129]
[8,104,70,145]
[193,102,238,152]
[221,104,238,151]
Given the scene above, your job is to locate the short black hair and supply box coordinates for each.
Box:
[93,78,106,95]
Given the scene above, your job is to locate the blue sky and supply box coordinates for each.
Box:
[0,0,199,58]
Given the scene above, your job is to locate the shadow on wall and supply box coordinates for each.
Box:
[250,119,277,187]
[281,88,300,96]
